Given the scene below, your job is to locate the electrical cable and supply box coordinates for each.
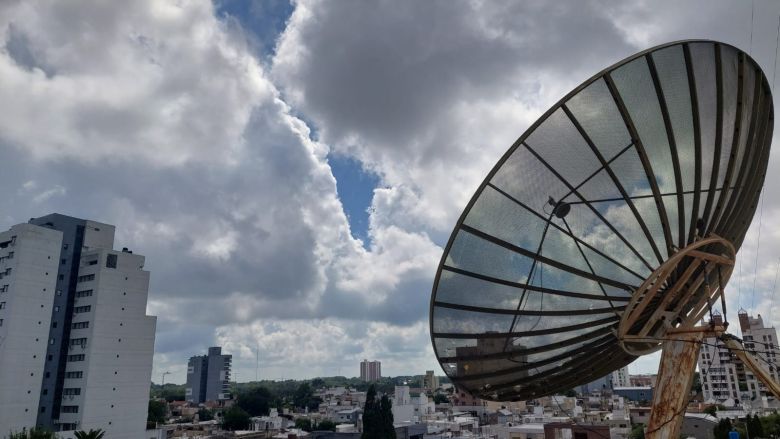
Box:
[750,0,755,56]
[739,258,744,313]
[769,259,780,325]
[773,14,780,91]
[750,189,765,312]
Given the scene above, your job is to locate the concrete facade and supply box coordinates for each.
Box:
[186,346,232,403]
[360,359,381,382]
[0,214,157,438]
[0,224,62,433]
[700,312,780,404]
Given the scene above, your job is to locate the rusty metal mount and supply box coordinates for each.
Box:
[618,235,735,356]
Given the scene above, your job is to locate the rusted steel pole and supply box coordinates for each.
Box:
[722,335,780,399]
[645,332,703,439]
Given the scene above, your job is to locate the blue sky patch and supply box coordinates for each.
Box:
[214,0,293,59]
[327,154,380,246]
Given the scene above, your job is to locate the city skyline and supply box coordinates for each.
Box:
[3,0,780,386]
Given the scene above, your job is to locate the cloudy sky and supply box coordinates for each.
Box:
[2,0,780,385]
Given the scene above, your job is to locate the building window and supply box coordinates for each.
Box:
[0,302,5,309]
[75,290,93,298]
[69,338,87,347]
[67,354,85,362]
[58,274,64,281]
[72,321,89,329]
[106,254,118,269]
[0,319,3,327]
[77,274,95,283]
[61,405,79,413]
[54,306,60,312]
[65,371,83,379]
[73,306,91,314]
[7,252,13,259]
[87,259,98,266]
[0,285,7,292]
[61,259,66,265]
[62,388,81,396]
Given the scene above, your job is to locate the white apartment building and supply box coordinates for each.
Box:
[699,311,780,405]
[0,214,157,438]
[612,366,630,388]
[0,224,62,432]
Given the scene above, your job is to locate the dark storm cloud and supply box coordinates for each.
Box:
[273,0,634,155]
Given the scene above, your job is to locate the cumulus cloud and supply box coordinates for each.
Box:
[1,0,778,383]
[0,0,439,382]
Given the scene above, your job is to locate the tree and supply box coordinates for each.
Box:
[379,394,396,438]
[148,400,167,424]
[703,405,718,416]
[317,419,337,431]
[362,385,396,439]
[433,393,449,404]
[713,418,733,439]
[293,382,321,411]
[235,386,273,416]
[295,418,313,432]
[7,428,56,439]
[747,413,764,438]
[311,378,325,389]
[197,408,214,421]
[222,405,251,430]
[73,430,105,439]
[692,372,702,393]
[629,423,645,439]
[362,385,378,439]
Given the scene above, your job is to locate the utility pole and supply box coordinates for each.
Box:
[161,371,171,386]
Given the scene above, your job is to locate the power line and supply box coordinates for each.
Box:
[770,259,780,325]
[751,189,765,312]
[773,13,780,91]
[739,257,744,311]
[749,0,755,55]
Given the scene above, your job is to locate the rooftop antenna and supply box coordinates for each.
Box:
[430,40,774,439]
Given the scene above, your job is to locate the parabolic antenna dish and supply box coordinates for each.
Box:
[430,40,773,401]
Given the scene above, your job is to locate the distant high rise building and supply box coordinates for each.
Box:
[423,370,439,391]
[360,359,381,382]
[612,366,630,388]
[186,347,232,403]
[0,214,157,438]
[699,312,780,404]
[578,365,630,395]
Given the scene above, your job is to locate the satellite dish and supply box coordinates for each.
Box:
[430,40,773,404]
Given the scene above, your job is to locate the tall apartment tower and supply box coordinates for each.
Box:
[185,347,232,403]
[612,366,630,388]
[0,214,157,438]
[423,370,439,391]
[699,312,780,404]
[360,359,381,382]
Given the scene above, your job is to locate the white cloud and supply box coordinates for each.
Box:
[2,0,779,385]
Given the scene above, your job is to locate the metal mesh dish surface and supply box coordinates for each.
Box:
[430,40,774,401]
